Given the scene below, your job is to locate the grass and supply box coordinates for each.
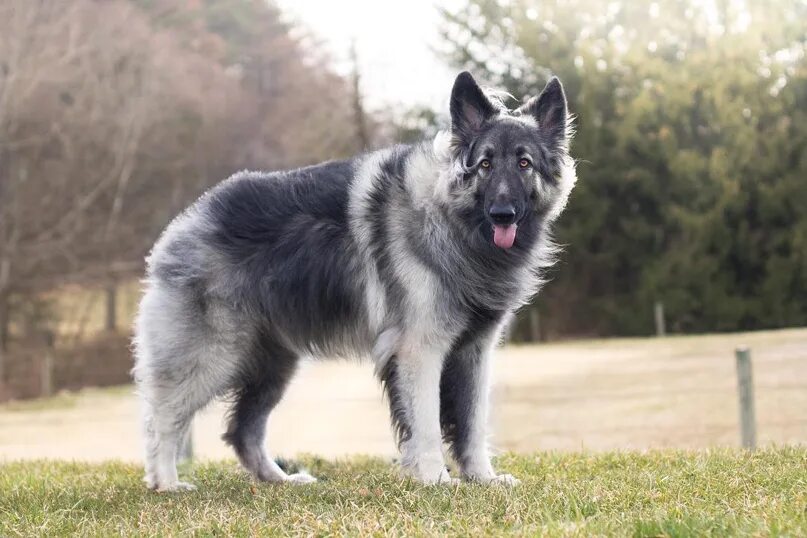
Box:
[0,385,132,413]
[1,449,805,537]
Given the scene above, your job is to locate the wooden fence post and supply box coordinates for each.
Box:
[735,347,757,450]
[654,301,666,337]
[41,352,53,397]
[105,284,117,332]
[0,265,9,385]
[40,330,56,398]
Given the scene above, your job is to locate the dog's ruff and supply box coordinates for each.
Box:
[132,72,576,490]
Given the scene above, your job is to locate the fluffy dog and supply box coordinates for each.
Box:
[133,71,576,491]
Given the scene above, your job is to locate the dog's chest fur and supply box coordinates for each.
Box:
[348,144,548,355]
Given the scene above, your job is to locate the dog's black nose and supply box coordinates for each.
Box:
[489,203,516,225]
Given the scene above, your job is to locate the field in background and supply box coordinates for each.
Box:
[46,281,141,340]
[1,450,805,536]
[1,328,804,461]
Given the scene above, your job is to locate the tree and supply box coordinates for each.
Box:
[438,0,807,336]
[0,0,364,378]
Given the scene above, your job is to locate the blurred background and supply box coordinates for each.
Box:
[0,0,804,460]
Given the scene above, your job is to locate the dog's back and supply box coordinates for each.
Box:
[151,161,372,352]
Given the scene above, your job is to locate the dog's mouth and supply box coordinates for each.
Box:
[492,224,517,249]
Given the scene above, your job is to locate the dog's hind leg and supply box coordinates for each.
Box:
[139,392,197,492]
[137,353,230,492]
[134,288,240,492]
[222,338,315,484]
[137,375,210,491]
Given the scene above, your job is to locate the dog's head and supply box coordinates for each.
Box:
[438,71,575,250]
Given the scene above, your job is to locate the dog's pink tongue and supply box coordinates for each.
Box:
[493,224,517,249]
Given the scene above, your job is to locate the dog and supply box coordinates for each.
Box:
[133,71,576,491]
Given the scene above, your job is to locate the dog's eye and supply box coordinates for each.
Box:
[519,159,531,169]
[480,159,491,169]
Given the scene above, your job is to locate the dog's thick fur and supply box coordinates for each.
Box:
[133,72,576,491]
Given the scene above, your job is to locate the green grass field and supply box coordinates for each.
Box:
[1,449,804,537]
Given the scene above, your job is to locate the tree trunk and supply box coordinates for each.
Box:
[0,291,8,385]
[0,256,9,384]
[529,308,542,343]
[349,41,370,150]
[105,284,117,332]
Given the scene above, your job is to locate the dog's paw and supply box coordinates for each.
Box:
[402,451,457,485]
[155,480,197,493]
[462,472,521,486]
[410,466,459,486]
[433,467,461,486]
[489,474,520,487]
[143,474,158,490]
[285,472,317,485]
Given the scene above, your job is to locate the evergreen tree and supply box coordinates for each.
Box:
[439,0,807,336]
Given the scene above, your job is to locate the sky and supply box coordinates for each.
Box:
[276,0,459,111]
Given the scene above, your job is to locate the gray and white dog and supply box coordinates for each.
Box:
[133,71,576,491]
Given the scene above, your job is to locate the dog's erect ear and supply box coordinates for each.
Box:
[518,77,568,149]
[450,71,497,143]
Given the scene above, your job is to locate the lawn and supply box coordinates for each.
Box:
[1,449,805,536]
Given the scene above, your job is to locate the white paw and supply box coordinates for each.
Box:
[155,480,197,492]
[410,465,458,485]
[285,472,317,485]
[463,472,521,486]
[434,467,460,486]
[489,473,520,487]
[143,474,157,490]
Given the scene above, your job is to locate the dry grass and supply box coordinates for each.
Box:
[1,450,805,536]
[1,328,805,462]
[494,327,807,451]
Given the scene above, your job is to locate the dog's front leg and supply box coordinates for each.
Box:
[440,329,520,486]
[381,346,454,484]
